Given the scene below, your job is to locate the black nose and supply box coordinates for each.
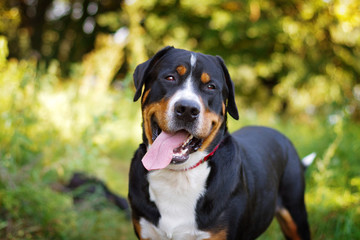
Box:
[174,100,200,122]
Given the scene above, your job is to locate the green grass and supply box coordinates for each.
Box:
[0,48,359,239]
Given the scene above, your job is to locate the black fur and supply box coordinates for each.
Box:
[128,47,311,240]
[128,144,161,225]
[133,46,174,102]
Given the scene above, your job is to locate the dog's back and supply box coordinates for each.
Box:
[227,126,310,239]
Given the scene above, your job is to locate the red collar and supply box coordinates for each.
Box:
[172,143,221,171]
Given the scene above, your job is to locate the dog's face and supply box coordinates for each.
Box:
[133,46,238,166]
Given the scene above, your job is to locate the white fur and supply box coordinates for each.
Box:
[139,152,211,240]
[302,152,316,167]
[191,53,197,67]
[166,54,204,134]
[139,53,211,239]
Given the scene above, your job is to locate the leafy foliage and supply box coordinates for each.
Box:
[1,0,360,117]
[1,0,360,239]
[0,37,137,239]
[1,36,360,239]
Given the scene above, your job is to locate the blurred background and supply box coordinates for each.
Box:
[0,0,359,239]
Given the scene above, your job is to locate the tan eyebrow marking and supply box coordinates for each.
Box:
[201,72,210,84]
[176,65,187,76]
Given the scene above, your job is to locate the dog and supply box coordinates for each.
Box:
[128,46,311,240]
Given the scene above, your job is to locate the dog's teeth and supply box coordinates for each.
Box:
[181,135,193,148]
[173,147,189,157]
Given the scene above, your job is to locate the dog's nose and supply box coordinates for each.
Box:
[174,100,200,122]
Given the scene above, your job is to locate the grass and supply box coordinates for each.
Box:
[0,43,359,239]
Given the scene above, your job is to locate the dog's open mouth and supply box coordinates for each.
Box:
[152,121,203,163]
[141,120,203,171]
[172,134,203,163]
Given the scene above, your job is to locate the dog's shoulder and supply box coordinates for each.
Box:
[128,144,161,225]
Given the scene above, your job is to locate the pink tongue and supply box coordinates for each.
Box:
[142,131,189,171]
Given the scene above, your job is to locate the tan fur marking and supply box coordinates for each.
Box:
[132,219,149,240]
[222,102,226,116]
[201,72,211,84]
[206,229,227,239]
[276,207,301,240]
[142,89,150,105]
[176,65,187,76]
[199,110,223,151]
[142,99,170,144]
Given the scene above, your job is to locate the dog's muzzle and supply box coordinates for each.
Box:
[174,99,200,122]
[171,99,202,135]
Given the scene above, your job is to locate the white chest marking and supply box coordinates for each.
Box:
[139,156,211,240]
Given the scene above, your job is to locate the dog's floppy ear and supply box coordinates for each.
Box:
[216,56,239,120]
[133,46,174,102]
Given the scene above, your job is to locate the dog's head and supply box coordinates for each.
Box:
[133,46,238,170]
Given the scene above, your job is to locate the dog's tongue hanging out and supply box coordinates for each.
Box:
[142,131,188,170]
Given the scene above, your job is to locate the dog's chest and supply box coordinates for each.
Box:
[139,163,211,240]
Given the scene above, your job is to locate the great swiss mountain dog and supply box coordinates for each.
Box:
[128,46,311,240]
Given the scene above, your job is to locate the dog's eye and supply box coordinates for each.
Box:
[165,76,175,81]
[207,83,216,90]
